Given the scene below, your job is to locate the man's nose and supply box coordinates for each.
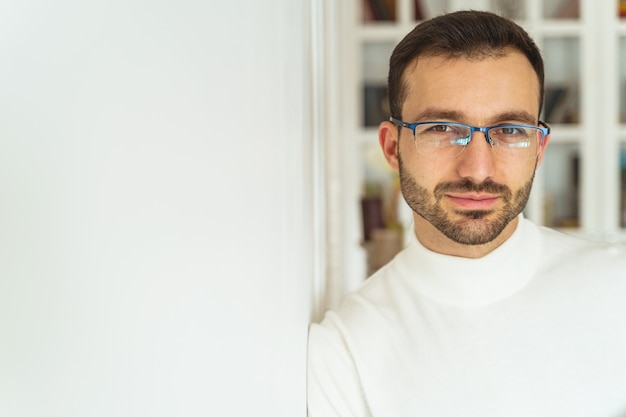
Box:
[455,131,496,182]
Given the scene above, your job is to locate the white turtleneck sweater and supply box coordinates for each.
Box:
[308,217,626,417]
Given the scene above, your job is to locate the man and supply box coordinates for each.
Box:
[308,11,626,417]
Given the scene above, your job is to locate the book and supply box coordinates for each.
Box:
[543,83,577,124]
[367,0,390,21]
[363,0,376,22]
[364,0,396,21]
[557,0,579,19]
[414,0,424,20]
[363,83,390,127]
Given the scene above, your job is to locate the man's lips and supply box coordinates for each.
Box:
[445,193,500,210]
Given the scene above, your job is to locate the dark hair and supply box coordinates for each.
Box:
[388,10,544,119]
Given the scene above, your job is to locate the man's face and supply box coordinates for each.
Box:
[390,51,547,248]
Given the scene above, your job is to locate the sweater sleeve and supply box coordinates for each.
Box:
[307,317,371,417]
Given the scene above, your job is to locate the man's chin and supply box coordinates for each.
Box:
[442,224,502,245]
[439,211,509,245]
[453,209,495,220]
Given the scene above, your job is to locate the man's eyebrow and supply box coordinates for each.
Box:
[490,111,537,125]
[409,109,538,125]
[411,109,465,122]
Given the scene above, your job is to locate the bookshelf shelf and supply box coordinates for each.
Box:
[547,125,582,144]
[357,26,407,41]
[535,21,582,36]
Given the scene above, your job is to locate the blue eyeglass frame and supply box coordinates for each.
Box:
[389,117,551,147]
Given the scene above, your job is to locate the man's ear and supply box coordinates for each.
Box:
[536,131,550,166]
[379,120,400,171]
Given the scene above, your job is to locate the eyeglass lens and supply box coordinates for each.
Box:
[413,123,540,159]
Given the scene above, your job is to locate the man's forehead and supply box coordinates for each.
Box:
[399,52,541,121]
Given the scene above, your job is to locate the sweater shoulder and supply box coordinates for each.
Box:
[537,225,626,274]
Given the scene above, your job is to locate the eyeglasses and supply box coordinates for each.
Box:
[389,117,550,160]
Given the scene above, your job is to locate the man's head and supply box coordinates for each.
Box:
[388,10,545,121]
[378,11,550,258]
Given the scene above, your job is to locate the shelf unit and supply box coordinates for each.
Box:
[328,0,626,301]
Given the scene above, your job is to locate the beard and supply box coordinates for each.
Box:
[398,154,535,246]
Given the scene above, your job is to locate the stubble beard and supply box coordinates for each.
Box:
[398,154,535,246]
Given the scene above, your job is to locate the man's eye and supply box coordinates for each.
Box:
[418,123,466,137]
[495,126,530,136]
[501,127,521,135]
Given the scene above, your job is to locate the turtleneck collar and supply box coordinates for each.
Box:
[392,215,542,308]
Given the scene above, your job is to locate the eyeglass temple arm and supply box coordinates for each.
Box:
[389,117,408,127]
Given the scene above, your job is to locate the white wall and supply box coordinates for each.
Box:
[0,1,314,416]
